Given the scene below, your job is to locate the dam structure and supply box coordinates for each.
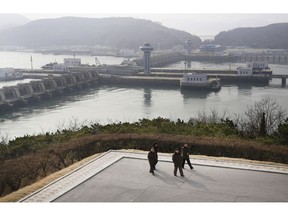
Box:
[0,70,99,110]
[237,53,288,64]
[133,51,238,68]
[1,47,288,111]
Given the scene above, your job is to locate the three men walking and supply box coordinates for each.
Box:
[147,143,193,177]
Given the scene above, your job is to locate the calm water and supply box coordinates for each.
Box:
[0,51,288,140]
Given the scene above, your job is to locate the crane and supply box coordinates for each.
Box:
[95,57,101,66]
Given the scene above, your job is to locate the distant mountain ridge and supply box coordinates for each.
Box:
[0,14,30,30]
[214,23,288,49]
[0,17,202,50]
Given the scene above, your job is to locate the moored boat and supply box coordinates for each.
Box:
[180,73,221,91]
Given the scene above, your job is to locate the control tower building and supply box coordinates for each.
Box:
[140,42,153,75]
[185,40,193,56]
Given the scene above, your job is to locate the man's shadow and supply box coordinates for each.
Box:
[152,168,212,192]
[153,169,185,187]
[186,167,217,182]
[181,167,217,191]
[182,176,209,191]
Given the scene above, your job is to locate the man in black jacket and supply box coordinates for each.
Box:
[172,148,184,177]
[182,143,194,169]
[148,147,157,175]
[152,142,159,170]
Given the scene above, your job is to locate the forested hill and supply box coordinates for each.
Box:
[214,23,288,49]
[0,16,202,49]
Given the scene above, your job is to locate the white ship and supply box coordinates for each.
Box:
[235,61,273,78]
[0,68,23,81]
[180,73,221,91]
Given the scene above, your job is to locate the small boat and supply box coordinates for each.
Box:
[0,68,23,81]
[180,72,221,91]
[242,61,273,76]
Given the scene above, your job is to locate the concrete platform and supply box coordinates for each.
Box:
[19,150,288,202]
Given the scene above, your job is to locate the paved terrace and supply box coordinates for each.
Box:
[19,150,288,202]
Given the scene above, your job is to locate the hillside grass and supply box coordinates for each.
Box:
[0,152,102,202]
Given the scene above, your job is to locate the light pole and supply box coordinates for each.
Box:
[30,56,33,71]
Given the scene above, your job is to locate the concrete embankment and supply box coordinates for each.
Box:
[0,71,100,111]
[207,74,270,85]
[99,73,270,88]
[100,75,180,87]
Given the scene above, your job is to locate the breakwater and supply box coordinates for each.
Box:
[0,71,99,110]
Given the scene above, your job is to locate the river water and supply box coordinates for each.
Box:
[0,51,288,141]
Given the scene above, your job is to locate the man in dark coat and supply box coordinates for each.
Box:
[182,143,194,169]
[148,147,157,175]
[152,142,159,170]
[172,148,184,177]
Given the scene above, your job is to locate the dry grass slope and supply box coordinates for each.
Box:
[0,153,102,202]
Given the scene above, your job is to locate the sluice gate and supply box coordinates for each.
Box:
[0,71,100,110]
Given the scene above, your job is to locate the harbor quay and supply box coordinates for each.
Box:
[1,66,286,111]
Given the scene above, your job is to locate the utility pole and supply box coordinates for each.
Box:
[73,52,76,66]
[30,56,33,71]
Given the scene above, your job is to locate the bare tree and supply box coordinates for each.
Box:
[244,97,287,136]
[0,131,9,145]
[56,117,90,132]
[197,108,229,124]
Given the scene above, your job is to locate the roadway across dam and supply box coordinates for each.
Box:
[19,150,288,202]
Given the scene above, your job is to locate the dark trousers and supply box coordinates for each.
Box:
[174,165,184,176]
[149,162,156,173]
[182,157,193,168]
[155,160,158,168]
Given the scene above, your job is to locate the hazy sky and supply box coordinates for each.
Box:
[2,0,288,36]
